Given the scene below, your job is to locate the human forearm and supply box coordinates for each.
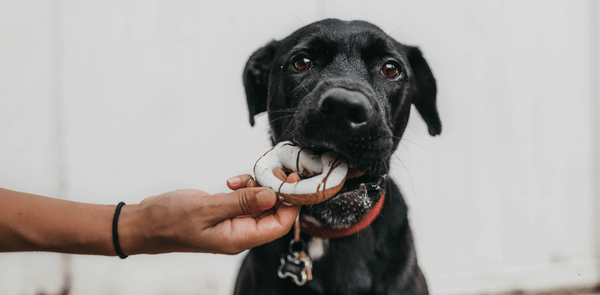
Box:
[0,188,116,255]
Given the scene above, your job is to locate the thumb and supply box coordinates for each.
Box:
[217,187,277,219]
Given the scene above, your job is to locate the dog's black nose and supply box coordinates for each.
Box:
[318,88,372,126]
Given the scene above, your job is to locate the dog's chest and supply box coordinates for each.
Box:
[301,235,378,294]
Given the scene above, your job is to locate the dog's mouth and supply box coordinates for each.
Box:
[291,148,387,229]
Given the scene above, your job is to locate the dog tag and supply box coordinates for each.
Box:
[298,250,313,281]
[278,217,313,286]
[277,251,312,286]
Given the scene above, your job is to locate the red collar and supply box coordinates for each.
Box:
[300,192,385,239]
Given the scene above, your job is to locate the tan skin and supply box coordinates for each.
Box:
[0,170,300,256]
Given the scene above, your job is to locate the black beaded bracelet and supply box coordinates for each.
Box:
[112,202,128,259]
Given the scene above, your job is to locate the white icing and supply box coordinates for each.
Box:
[254,141,348,198]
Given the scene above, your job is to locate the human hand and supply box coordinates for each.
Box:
[118,173,300,255]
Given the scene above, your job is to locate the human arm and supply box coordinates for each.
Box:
[0,173,300,256]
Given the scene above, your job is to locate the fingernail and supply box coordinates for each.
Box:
[227,177,241,187]
[256,189,276,209]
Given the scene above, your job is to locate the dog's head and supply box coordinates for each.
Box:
[244,19,441,228]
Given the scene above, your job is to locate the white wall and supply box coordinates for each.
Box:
[0,1,66,294]
[0,1,598,294]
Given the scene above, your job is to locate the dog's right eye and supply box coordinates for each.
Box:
[381,62,400,79]
[294,57,312,72]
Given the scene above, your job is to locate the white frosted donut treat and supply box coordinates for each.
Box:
[253,141,348,205]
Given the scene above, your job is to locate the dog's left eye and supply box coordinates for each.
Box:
[381,62,401,79]
[294,57,312,72]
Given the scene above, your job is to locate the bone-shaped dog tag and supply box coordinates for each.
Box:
[298,251,313,281]
[277,251,312,286]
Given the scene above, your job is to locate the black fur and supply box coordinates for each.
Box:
[236,19,440,295]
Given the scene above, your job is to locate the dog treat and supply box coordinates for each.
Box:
[254,141,348,205]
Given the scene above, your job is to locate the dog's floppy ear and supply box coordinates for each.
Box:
[243,40,280,126]
[405,46,442,136]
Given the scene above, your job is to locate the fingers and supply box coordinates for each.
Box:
[247,179,259,187]
[225,204,301,252]
[204,171,304,253]
[286,172,300,183]
[215,187,278,220]
[227,174,256,190]
[273,168,301,184]
[222,170,301,219]
[226,172,302,251]
[273,167,287,181]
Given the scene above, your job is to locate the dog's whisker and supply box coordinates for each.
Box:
[390,154,408,171]
[268,114,295,125]
[390,157,423,166]
[291,78,313,97]
[384,23,403,42]
[292,13,305,26]
[301,85,310,96]
[383,156,391,174]
[376,214,392,226]
[267,108,298,114]
[399,138,438,158]
[393,153,418,207]
[404,124,425,142]
[255,124,272,146]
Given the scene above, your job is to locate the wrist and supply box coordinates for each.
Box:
[116,204,148,256]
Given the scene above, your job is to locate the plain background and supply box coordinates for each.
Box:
[1,1,599,294]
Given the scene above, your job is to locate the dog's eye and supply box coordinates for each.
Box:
[381,62,400,79]
[294,57,312,72]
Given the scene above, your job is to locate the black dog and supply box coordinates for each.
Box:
[235,19,441,295]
